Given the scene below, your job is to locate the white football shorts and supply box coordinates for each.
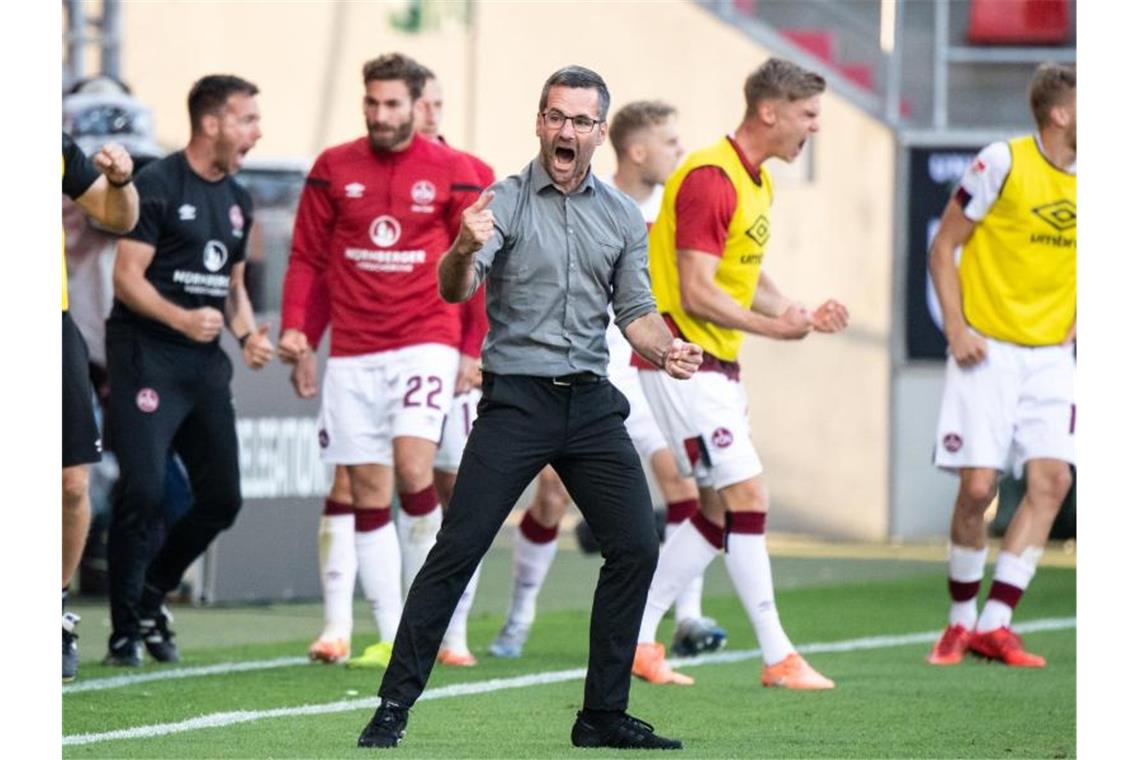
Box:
[434,388,481,473]
[318,343,459,465]
[638,368,762,490]
[606,320,668,458]
[934,336,1075,478]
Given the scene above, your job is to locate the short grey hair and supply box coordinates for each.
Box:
[538,65,611,121]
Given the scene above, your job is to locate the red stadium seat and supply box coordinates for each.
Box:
[780,28,838,65]
[967,0,1071,45]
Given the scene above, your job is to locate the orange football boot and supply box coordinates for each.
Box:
[632,642,694,685]
[760,653,835,689]
[308,637,350,664]
[437,649,478,667]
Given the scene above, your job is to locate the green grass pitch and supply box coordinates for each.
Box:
[63,547,1075,758]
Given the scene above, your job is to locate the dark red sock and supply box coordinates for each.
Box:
[323,498,353,517]
[520,510,558,544]
[666,499,698,525]
[354,506,392,532]
[398,486,439,517]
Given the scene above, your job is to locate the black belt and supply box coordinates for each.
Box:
[550,372,602,386]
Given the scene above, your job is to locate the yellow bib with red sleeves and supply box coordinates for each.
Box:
[648,138,772,362]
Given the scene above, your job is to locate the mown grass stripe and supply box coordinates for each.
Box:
[62,616,1074,747]
[63,656,309,695]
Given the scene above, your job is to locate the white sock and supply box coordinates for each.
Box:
[506,528,558,629]
[724,533,794,666]
[947,544,988,629]
[977,549,1039,633]
[638,518,718,644]
[317,514,356,641]
[396,505,442,598]
[442,561,482,653]
[666,521,705,624]
[355,520,403,642]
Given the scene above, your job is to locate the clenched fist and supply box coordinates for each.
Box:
[277,328,311,364]
[92,142,134,186]
[810,299,849,334]
[179,306,225,343]
[664,338,703,380]
[455,191,495,256]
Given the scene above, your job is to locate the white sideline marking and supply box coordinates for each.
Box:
[63,656,308,694]
[62,616,1075,747]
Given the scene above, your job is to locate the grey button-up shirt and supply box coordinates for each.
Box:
[468,158,658,377]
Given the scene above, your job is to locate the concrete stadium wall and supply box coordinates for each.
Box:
[116,1,895,541]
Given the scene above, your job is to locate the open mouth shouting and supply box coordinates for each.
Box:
[552,142,577,173]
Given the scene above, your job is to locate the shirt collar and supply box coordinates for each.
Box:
[529,156,597,195]
[725,134,764,186]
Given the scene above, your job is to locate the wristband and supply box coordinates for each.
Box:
[238,332,252,348]
[108,175,133,189]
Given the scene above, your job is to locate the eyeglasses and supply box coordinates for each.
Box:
[541,110,603,134]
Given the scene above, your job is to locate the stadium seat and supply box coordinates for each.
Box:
[966,0,1071,46]
[780,28,838,65]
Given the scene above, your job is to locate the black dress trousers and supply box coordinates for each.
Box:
[379,371,660,712]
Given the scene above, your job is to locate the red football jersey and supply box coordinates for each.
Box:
[281,133,482,357]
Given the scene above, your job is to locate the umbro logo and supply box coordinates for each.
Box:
[745,213,769,247]
[1031,199,1076,232]
[345,182,365,198]
[178,204,197,221]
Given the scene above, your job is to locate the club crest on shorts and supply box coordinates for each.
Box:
[942,433,963,453]
[136,388,160,413]
[318,428,329,448]
[369,215,401,248]
[711,427,734,448]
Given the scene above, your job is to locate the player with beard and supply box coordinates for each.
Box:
[288,64,492,669]
[925,63,1076,669]
[278,54,481,670]
[630,58,848,690]
[103,74,271,665]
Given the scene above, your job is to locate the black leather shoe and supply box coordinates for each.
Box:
[140,606,180,663]
[103,635,143,667]
[571,711,682,750]
[358,698,410,749]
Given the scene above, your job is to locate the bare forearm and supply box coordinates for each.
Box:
[438,243,477,303]
[684,281,793,339]
[930,236,968,337]
[751,272,793,318]
[226,282,257,338]
[114,271,186,331]
[99,183,140,233]
[622,312,677,369]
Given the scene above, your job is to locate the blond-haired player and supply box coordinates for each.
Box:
[926,63,1076,668]
[632,58,848,690]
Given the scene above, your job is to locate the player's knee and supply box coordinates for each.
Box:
[959,473,998,509]
[532,491,568,526]
[394,459,433,492]
[1026,465,1072,509]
